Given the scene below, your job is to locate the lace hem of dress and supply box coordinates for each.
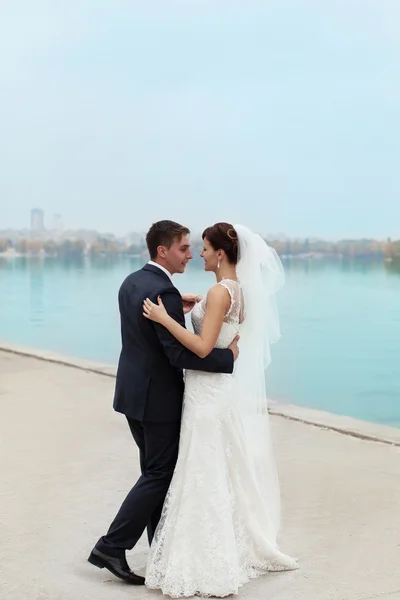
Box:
[146,559,298,598]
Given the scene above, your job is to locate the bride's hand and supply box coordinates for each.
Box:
[143,296,169,324]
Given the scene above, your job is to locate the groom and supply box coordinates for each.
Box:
[88,220,239,585]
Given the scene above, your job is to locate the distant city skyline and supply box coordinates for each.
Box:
[2,210,399,241]
[30,208,45,231]
[1,2,400,239]
[1,206,397,243]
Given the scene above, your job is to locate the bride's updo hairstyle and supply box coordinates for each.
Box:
[202,222,239,265]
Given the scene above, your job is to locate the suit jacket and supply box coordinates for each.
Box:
[113,263,234,422]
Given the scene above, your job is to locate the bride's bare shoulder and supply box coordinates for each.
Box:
[205,283,231,307]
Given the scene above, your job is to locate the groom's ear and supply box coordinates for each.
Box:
[157,245,168,259]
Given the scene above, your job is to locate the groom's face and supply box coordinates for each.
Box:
[163,234,192,274]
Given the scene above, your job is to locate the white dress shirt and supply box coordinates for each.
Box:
[147,260,173,283]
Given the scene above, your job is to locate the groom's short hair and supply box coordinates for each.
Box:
[146,220,190,260]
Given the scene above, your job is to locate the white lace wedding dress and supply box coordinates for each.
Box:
[145,279,298,598]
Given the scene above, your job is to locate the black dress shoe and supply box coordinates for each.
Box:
[88,548,145,585]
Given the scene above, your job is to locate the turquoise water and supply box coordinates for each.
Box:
[1,256,399,426]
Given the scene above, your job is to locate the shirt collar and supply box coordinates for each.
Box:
[147,261,173,282]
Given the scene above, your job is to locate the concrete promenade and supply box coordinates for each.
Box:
[1,345,399,600]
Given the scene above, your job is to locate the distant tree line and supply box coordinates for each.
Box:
[1,235,400,262]
[0,236,144,258]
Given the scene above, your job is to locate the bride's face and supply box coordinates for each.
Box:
[200,238,219,272]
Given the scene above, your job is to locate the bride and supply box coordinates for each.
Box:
[142,222,298,598]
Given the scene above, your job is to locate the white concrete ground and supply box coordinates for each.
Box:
[1,348,399,600]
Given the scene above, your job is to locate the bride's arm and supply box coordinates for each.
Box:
[143,286,229,358]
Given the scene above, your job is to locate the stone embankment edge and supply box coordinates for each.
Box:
[1,341,399,447]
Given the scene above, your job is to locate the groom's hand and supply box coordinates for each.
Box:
[228,335,240,361]
[181,293,196,314]
[182,300,195,314]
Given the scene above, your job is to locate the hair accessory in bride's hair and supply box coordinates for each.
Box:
[226,228,238,250]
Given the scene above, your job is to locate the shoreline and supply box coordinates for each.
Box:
[1,340,399,447]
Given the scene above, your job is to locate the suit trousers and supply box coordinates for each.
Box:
[96,417,181,557]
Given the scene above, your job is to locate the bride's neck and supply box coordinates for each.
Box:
[215,265,237,283]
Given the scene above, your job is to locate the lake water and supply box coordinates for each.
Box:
[1,255,399,426]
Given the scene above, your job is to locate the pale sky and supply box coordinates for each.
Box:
[1,1,399,238]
